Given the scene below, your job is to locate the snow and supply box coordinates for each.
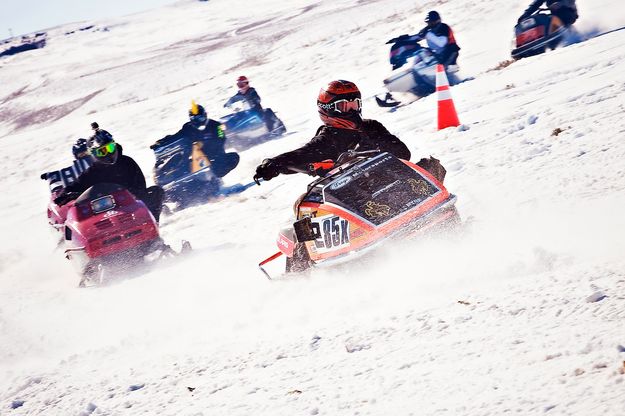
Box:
[1,0,625,414]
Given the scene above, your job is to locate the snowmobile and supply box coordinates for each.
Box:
[376,39,458,107]
[151,136,253,210]
[512,9,569,59]
[257,150,460,278]
[219,98,286,151]
[59,183,190,287]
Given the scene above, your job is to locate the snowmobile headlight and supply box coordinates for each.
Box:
[91,195,116,214]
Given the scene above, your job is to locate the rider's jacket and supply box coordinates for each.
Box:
[269,119,411,173]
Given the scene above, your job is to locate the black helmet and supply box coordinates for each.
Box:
[88,129,118,165]
[72,138,89,158]
[189,101,208,128]
[317,80,362,129]
[425,10,441,23]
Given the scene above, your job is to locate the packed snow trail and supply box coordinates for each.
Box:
[2,0,625,414]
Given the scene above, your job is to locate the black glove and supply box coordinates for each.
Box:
[40,172,48,180]
[54,192,79,206]
[254,159,281,183]
[386,34,409,44]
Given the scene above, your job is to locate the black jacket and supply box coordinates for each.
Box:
[521,0,577,19]
[271,120,411,172]
[61,147,148,201]
[224,87,262,111]
[154,119,227,157]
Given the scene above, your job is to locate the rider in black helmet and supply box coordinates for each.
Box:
[151,102,239,178]
[55,123,164,222]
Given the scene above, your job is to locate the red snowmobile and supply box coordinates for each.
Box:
[53,183,189,286]
[257,151,460,278]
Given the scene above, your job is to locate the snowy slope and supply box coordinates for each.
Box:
[1,0,625,414]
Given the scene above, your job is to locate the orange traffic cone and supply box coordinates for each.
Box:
[436,64,460,130]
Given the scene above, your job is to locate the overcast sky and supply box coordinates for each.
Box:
[1,0,178,38]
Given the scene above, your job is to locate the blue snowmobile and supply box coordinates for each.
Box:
[220,98,286,151]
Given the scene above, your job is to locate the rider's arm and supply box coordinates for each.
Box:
[224,94,237,107]
[247,88,262,108]
[53,170,92,204]
[425,31,448,49]
[125,157,148,197]
[520,0,544,20]
[271,132,342,173]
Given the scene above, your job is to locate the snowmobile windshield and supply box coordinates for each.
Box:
[229,99,252,112]
[153,142,193,186]
[91,195,116,214]
[323,153,441,226]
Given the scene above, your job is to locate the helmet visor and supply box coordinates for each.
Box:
[334,98,362,114]
[190,113,207,126]
[92,142,117,158]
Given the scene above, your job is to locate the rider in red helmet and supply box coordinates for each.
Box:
[224,76,277,132]
[254,80,415,181]
[225,76,261,110]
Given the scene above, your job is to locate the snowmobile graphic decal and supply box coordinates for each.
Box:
[407,178,430,196]
[191,141,211,172]
[364,201,391,218]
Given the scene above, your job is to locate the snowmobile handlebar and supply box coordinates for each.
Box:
[54,192,81,206]
[254,149,381,185]
[335,149,380,165]
[290,150,381,176]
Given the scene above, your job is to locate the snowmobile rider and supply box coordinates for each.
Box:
[388,11,460,69]
[151,102,239,178]
[39,138,90,181]
[414,11,460,67]
[224,76,275,132]
[55,123,165,222]
[255,80,445,184]
[518,0,578,26]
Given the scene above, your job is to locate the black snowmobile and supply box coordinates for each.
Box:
[151,135,251,211]
[512,9,570,59]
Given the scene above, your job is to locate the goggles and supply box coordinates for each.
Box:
[237,81,249,88]
[333,98,362,113]
[190,113,207,124]
[92,142,117,158]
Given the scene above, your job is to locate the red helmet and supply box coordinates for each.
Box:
[236,75,249,89]
[317,80,362,129]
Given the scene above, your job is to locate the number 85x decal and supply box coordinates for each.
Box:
[311,215,350,253]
